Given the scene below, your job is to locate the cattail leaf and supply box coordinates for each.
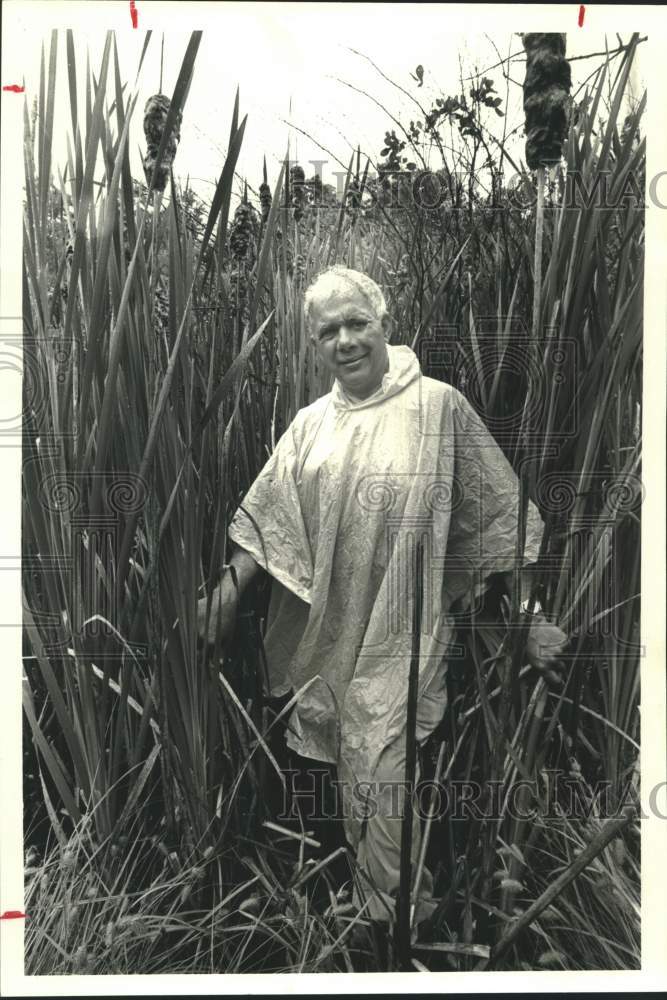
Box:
[65,30,78,142]
[198,312,274,433]
[201,112,247,271]
[23,599,90,798]
[246,161,285,336]
[62,33,112,372]
[78,93,137,441]
[23,681,82,828]
[91,32,201,513]
[133,29,153,86]
[114,744,160,832]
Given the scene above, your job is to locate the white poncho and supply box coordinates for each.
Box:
[229,344,543,788]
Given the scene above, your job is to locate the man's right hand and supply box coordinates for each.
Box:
[197,573,239,648]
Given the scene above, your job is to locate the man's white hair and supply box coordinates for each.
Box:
[304,266,387,331]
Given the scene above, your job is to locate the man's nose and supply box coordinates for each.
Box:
[338,324,355,347]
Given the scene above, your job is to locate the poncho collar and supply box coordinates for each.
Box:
[331,344,421,410]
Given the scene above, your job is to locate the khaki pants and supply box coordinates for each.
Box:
[276,675,447,926]
[342,684,447,926]
[349,750,437,924]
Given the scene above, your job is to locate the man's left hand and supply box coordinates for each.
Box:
[524,614,569,685]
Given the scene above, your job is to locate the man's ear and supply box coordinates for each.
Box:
[381,312,391,340]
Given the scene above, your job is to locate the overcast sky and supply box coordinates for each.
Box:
[3,2,647,206]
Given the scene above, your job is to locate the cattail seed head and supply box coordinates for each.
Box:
[522,33,571,170]
[229,199,256,261]
[143,94,182,192]
[290,164,305,186]
[259,181,272,223]
[309,173,323,207]
[143,94,171,144]
[259,157,272,223]
[154,283,169,339]
[290,164,306,221]
[345,177,361,218]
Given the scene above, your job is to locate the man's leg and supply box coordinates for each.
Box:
[343,664,448,927]
[265,693,349,858]
[350,731,438,926]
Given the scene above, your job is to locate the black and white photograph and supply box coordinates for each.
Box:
[1,0,666,991]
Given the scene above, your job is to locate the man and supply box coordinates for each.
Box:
[198,265,567,929]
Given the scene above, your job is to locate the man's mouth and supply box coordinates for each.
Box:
[339,354,367,367]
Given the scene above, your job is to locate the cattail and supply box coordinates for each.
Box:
[309,172,323,210]
[259,157,272,223]
[59,238,74,310]
[274,226,294,273]
[259,181,272,223]
[522,33,572,170]
[345,176,361,218]
[143,94,181,192]
[290,163,306,221]
[229,188,255,261]
[154,282,169,339]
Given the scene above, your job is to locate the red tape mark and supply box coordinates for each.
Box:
[130,0,138,28]
[578,4,586,26]
[3,84,25,93]
[0,911,26,920]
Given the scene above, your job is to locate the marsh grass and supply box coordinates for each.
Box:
[22,30,643,973]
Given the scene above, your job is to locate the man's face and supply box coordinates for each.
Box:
[309,285,390,400]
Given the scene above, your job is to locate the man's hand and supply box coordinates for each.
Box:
[524,613,568,685]
[197,547,260,649]
[197,573,239,649]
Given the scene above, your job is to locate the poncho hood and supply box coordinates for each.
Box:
[331,343,421,410]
